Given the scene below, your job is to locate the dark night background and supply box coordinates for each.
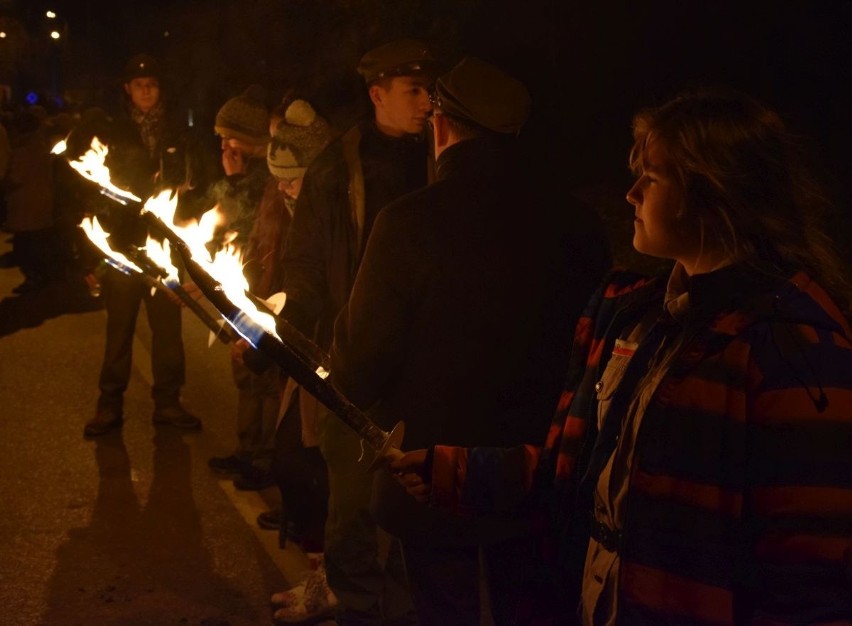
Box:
[2,0,850,267]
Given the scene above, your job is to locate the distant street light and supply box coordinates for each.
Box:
[46,11,57,19]
[50,30,61,40]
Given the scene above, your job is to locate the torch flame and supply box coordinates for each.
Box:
[143,190,181,283]
[51,139,67,155]
[80,216,142,274]
[70,136,281,343]
[67,137,141,205]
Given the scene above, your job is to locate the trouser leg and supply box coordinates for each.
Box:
[97,269,144,409]
[231,360,279,461]
[318,410,416,625]
[145,288,185,409]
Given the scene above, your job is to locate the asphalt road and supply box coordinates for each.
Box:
[0,234,315,626]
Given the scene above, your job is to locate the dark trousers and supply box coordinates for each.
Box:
[97,268,185,410]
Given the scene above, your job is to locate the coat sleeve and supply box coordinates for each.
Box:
[744,321,852,622]
[429,444,543,516]
[279,158,337,336]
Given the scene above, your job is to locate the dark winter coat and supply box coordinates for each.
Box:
[280,119,430,349]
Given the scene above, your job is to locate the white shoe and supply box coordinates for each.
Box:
[270,581,306,607]
[272,564,338,624]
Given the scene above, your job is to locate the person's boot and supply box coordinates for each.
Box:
[152,403,202,430]
[84,406,123,438]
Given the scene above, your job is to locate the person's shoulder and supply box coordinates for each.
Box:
[302,130,349,183]
[598,268,663,300]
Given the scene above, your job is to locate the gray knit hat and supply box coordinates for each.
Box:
[267,99,333,180]
[214,84,270,146]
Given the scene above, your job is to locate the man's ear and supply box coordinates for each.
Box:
[433,113,450,149]
[123,83,131,97]
[368,84,385,108]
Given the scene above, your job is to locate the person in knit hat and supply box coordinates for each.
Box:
[203,86,279,490]
[205,84,270,243]
[266,99,333,204]
[215,84,270,149]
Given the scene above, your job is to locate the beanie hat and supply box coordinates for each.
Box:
[267,99,333,180]
[356,38,441,84]
[124,54,161,82]
[433,57,531,135]
[214,84,270,146]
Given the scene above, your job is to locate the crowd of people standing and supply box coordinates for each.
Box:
[1,33,851,626]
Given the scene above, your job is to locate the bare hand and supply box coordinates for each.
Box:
[230,339,250,364]
[222,146,246,176]
[389,449,431,504]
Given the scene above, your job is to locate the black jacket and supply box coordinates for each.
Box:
[330,135,612,450]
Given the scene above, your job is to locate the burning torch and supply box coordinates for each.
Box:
[62,137,404,465]
[141,208,404,463]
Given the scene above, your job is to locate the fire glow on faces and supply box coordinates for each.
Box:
[125,77,161,114]
[626,136,703,268]
[372,75,433,136]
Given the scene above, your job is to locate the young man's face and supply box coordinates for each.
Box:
[124,77,160,114]
[371,75,433,137]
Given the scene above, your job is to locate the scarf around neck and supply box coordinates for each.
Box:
[131,99,165,157]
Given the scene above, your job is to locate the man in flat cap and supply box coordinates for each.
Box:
[274,38,440,624]
[329,56,611,624]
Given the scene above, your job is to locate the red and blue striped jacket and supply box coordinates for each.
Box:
[430,268,852,624]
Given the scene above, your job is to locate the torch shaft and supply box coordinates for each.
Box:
[169,282,235,344]
[123,246,235,345]
[138,210,395,454]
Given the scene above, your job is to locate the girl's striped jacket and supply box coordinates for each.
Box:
[429,268,852,625]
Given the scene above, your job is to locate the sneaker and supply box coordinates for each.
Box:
[152,405,201,430]
[272,563,338,624]
[84,408,123,438]
[233,466,276,491]
[270,581,306,607]
[208,454,253,475]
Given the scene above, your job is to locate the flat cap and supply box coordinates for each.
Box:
[357,38,440,84]
[124,54,161,82]
[434,57,531,134]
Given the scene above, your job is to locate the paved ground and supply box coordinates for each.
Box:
[0,234,321,626]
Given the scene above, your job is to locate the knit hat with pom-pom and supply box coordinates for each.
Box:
[267,99,333,180]
[215,84,270,146]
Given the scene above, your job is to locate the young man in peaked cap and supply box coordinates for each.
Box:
[272,39,441,624]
